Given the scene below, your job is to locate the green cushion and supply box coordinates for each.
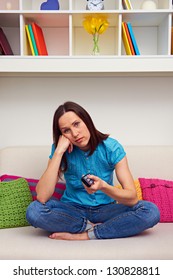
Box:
[0,178,32,228]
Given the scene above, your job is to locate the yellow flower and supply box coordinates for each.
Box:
[83,15,109,35]
[83,17,95,34]
[83,15,109,55]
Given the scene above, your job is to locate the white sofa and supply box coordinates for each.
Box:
[0,145,173,260]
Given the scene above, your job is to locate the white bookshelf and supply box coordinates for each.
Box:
[0,0,173,74]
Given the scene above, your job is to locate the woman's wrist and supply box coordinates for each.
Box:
[101,181,110,191]
[54,149,64,158]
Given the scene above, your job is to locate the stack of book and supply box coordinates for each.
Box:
[25,23,48,56]
[122,0,133,10]
[122,22,140,55]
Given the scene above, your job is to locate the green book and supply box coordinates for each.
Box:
[28,24,38,55]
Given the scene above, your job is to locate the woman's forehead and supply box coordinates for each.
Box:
[59,111,80,128]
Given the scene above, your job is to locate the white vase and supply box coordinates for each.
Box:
[141,0,157,10]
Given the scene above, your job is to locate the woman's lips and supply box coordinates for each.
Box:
[75,137,83,143]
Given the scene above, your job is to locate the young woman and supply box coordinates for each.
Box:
[26,101,160,240]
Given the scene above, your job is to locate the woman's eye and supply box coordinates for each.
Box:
[63,129,70,134]
[74,122,80,127]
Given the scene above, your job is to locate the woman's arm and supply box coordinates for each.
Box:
[112,156,138,205]
[85,157,138,206]
[36,151,63,204]
[36,136,72,203]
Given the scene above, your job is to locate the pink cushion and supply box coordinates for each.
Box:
[0,174,66,201]
[139,178,173,222]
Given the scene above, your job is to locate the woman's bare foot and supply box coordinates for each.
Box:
[49,231,89,240]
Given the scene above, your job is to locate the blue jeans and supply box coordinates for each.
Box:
[26,199,160,239]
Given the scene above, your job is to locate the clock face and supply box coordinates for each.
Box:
[87,0,104,11]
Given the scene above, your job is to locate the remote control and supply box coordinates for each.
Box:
[81,174,94,187]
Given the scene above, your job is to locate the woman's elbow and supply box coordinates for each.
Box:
[129,191,139,206]
[36,194,48,204]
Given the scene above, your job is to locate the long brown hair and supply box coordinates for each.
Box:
[53,101,109,173]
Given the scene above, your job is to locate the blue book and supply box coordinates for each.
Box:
[127,22,140,55]
[28,24,39,55]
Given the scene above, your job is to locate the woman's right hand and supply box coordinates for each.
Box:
[55,135,73,155]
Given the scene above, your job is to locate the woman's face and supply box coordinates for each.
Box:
[58,111,91,151]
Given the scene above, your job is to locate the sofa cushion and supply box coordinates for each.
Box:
[139,178,173,222]
[0,178,32,228]
[115,179,143,200]
[0,174,66,201]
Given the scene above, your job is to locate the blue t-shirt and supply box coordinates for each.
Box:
[49,137,126,206]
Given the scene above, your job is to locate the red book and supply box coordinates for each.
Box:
[0,27,13,55]
[31,23,48,55]
[124,22,135,55]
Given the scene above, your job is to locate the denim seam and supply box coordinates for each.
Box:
[79,218,88,233]
[50,210,80,223]
[93,225,100,239]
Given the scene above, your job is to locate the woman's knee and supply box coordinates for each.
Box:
[143,201,160,226]
[26,200,43,226]
[150,201,160,225]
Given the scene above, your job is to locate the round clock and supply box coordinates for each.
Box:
[86,0,104,11]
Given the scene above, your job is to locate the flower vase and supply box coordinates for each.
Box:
[92,34,100,56]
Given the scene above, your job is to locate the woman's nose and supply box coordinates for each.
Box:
[71,128,79,138]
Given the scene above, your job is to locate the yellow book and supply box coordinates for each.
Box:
[171,27,173,55]
[122,0,133,10]
[122,22,132,55]
[126,0,133,9]
[25,25,35,55]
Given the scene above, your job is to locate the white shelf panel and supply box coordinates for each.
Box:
[1,56,173,74]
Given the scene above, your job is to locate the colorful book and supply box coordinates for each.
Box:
[123,22,135,55]
[122,0,128,9]
[122,22,132,55]
[28,24,38,55]
[122,0,133,10]
[25,25,35,55]
[0,27,13,55]
[31,22,48,55]
[171,27,173,55]
[126,0,133,9]
[127,22,140,55]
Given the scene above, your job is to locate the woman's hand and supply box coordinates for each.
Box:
[83,158,138,206]
[83,164,138,206]
[83,175,105,194]
[55,135,73,155]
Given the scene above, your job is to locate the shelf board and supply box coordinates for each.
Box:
[1,56,173,76]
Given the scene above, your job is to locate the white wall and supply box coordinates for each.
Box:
[0,75,173,149]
